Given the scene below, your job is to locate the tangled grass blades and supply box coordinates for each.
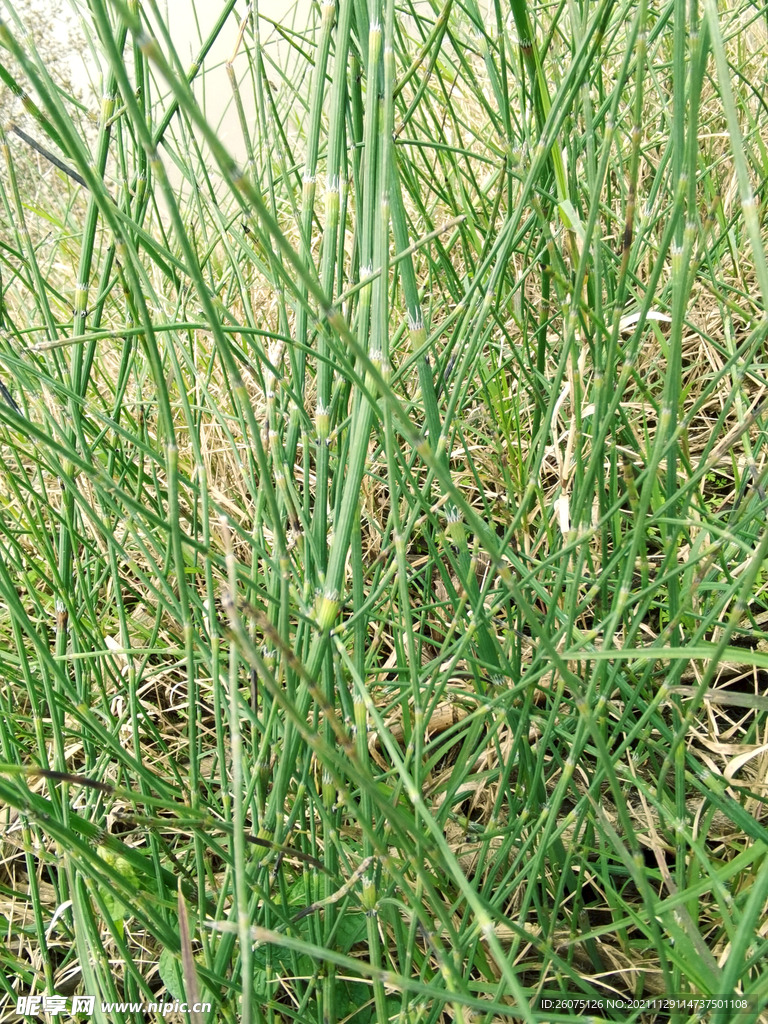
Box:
[0,0,767,1022]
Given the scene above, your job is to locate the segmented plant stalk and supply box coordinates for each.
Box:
[286,0,335,488]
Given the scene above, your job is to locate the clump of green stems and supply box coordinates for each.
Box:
[0,0,767,1021]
